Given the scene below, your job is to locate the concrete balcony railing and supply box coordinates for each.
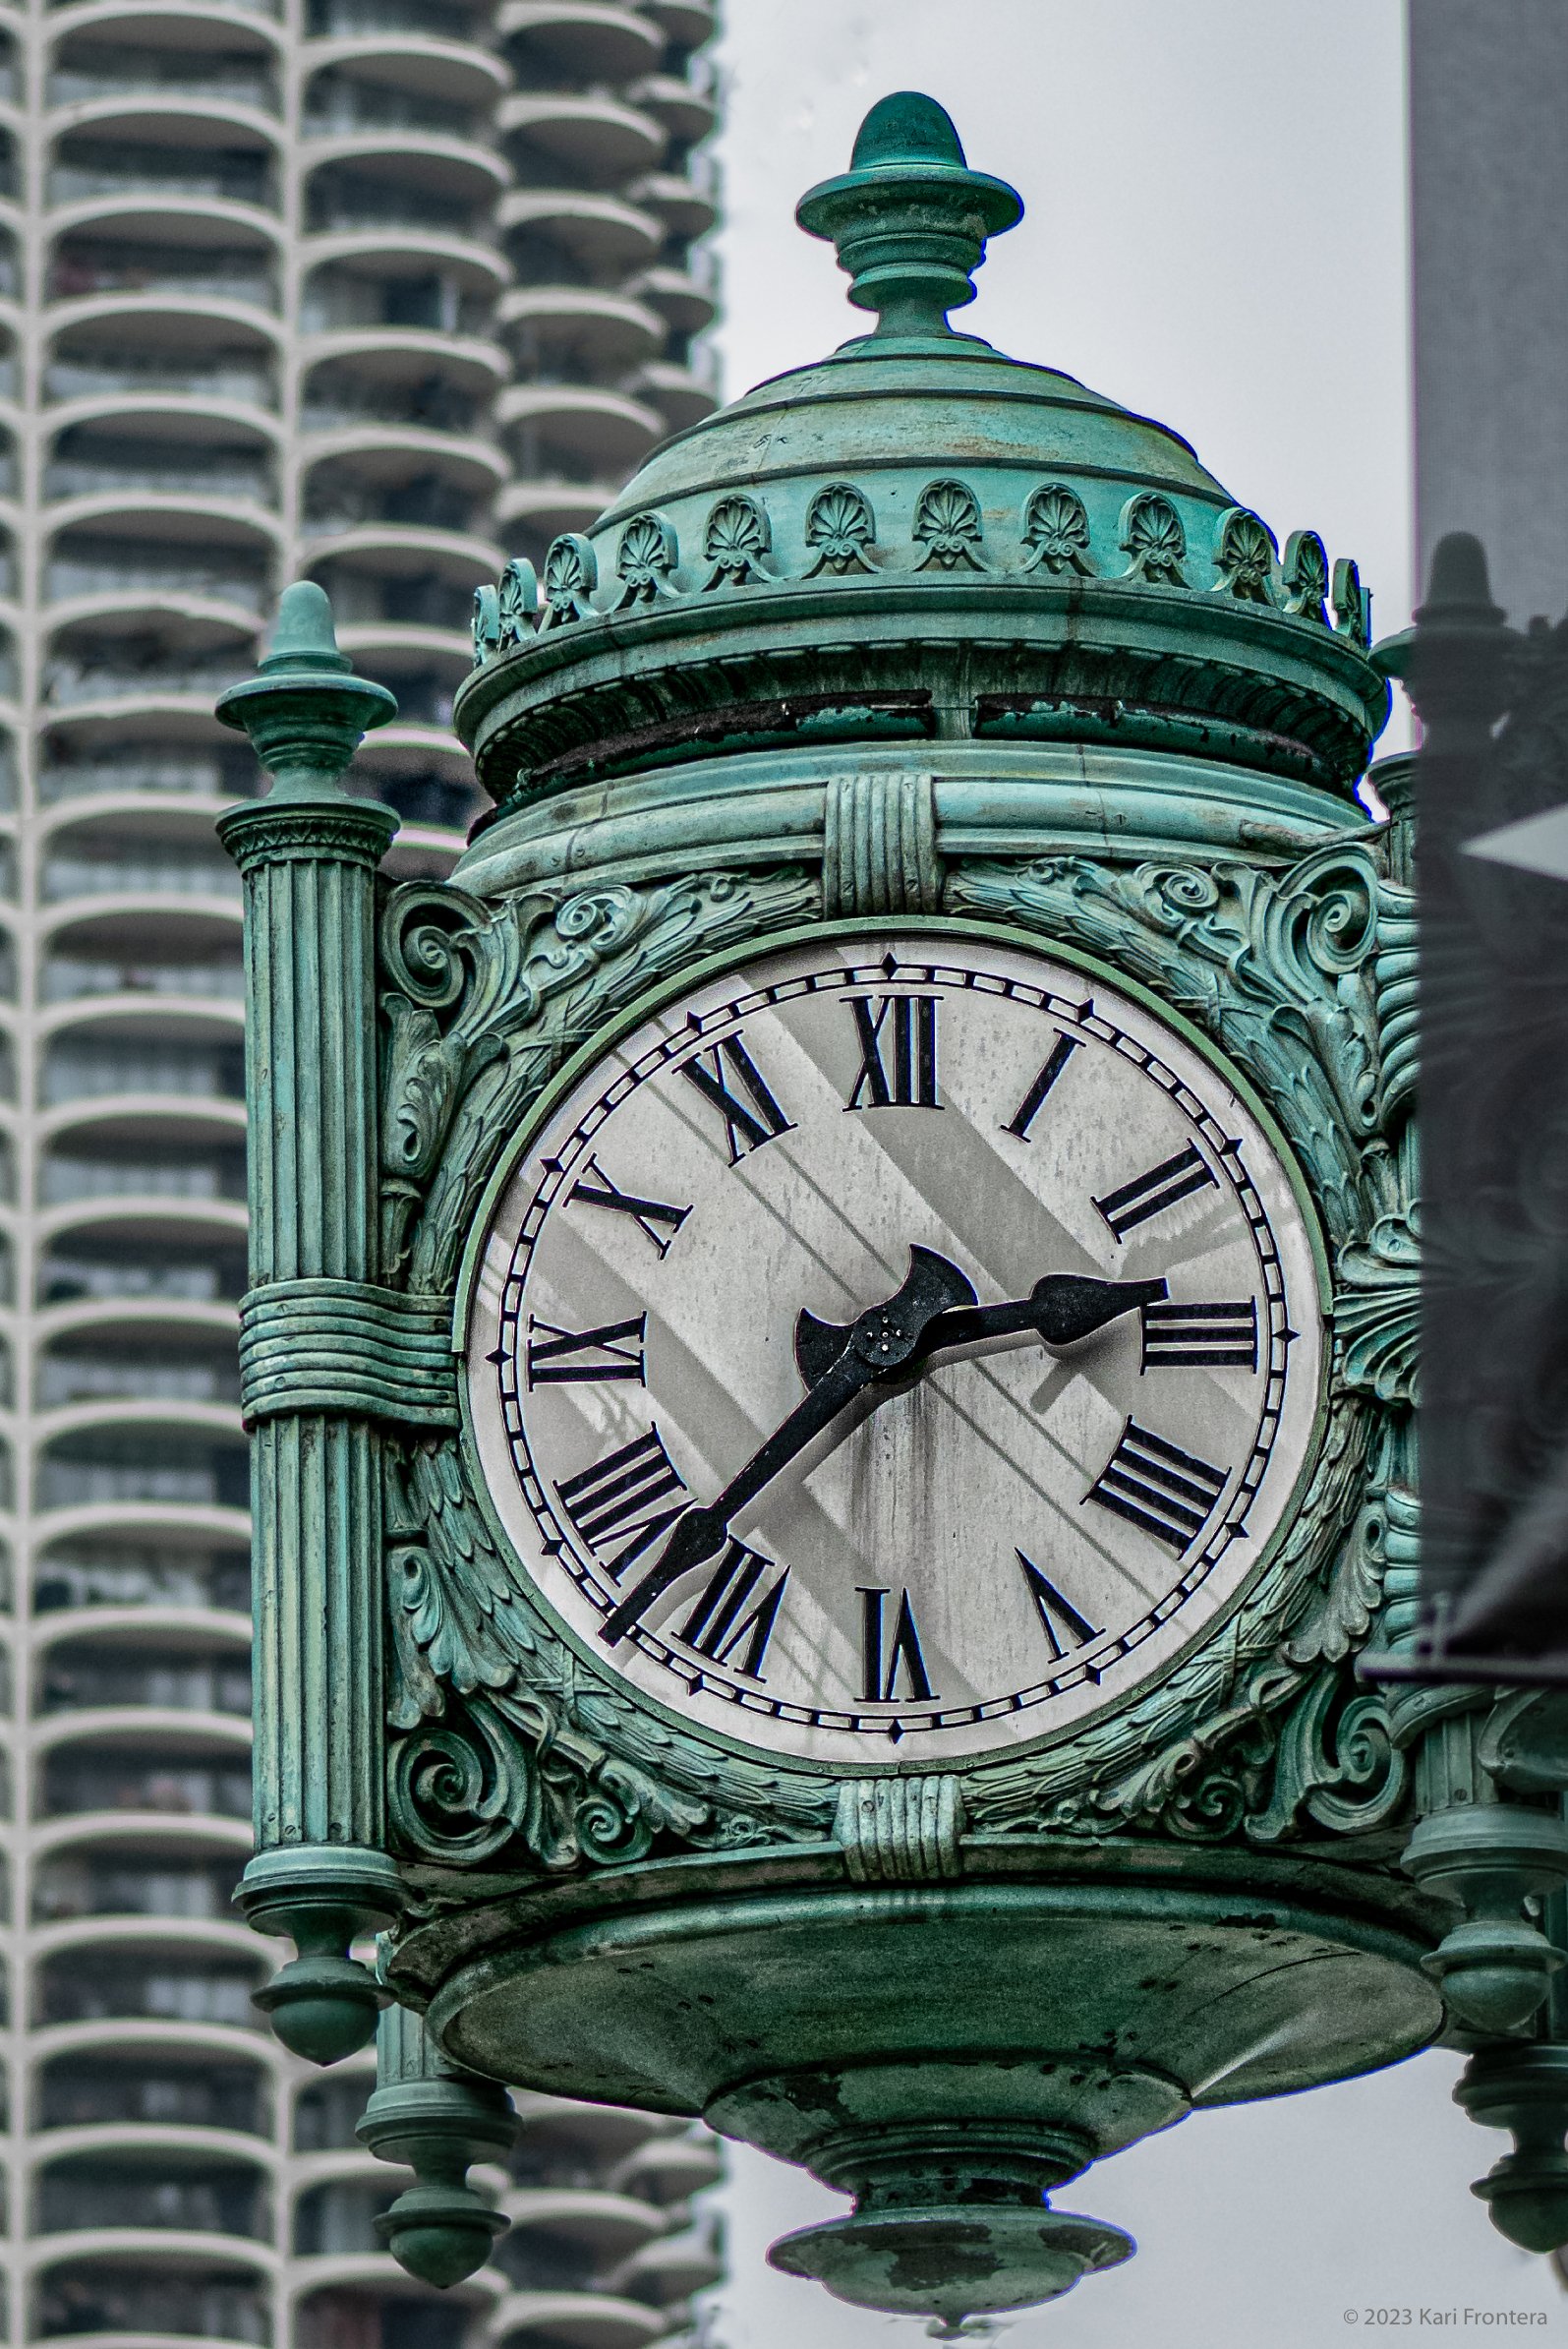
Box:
[36,2048,271,2135]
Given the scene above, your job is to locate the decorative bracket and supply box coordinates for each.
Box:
[240,1278,456,1428]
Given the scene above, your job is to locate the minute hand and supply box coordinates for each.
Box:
[598,1245,976,1647]
[912,1271,1169,1364]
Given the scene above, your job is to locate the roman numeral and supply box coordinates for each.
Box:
[675,1539,788,1680]
[1140,1299,1258,1372]
[1005,1032,1081,1139]
[1093,1144,1217,1240]
[680,1036,794,1163]
[1016,1551,1101,1662]
[569,1155,690,1259]
[846,994,940,1109]
[526,1315,646,1387]
[556,1427,688,1578]
[859,1585,936,1704]
[1086,1420,1229,1553]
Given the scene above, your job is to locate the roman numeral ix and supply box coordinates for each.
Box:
[859,1585,936,1704]
[526,1315,646,1387]
[680,1036,794,1163]
[1086,1419,1229,1554]
[1005,1032,1081,1140]
[846,994,941,1110]
[1016,1552,1101,1662]
[556,1427,688,1579]
[1140,1299,1258,1372]
[569,1154,691,1259]
[676,1539,789,1680]
[1094,1144,1217,1240]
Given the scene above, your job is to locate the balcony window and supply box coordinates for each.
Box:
[34,1543,251,1613]
[40,745,257,800]
[42,1144,248,1204]
[41,1643,251,1713]
[358,668,451,728]
[44,953,247,1003]
[306,70,480,141]
[43,842,243,899]
[43,1748,252,1821]
[49,51,278,112]
[375,773,475,830]
[494,2225,604,2294]
[293,2179,398,2257]
[41,1241,248,1307]
[50,141,274,210]
[46,429,273,507]
[307,166,487,239]
[306,0,479,39]
[294,2075,373,2152]
[47,548,268,609]
[39,2056,265,2135]
[37,1431,250,1512]
[34,1852,246,1921]
[39,1343,241,1406]
[42,1035,246,1106]
[305,474,479,536]
[319,570,477,629]
[298,2292,464,2349]
[50,240,277,309]
[36,2266,270,2344]
[37,1951,261,2026]
[37,2159,268,2237]
[302,376,481,435]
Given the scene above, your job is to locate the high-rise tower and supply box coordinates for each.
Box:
[0,0,725,2339]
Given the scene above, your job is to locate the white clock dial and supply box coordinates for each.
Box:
[464,932,1324,1766]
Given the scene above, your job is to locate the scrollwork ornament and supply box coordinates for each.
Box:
[1119,490,1187,585]
[703,494,771,587]
[1212,505,1277,604]
[1283,528,1331,624]
[390,1702,519,1865]
[804,482,875,574]
[615,510,678,605]
[1021,482,1094,576]
[913,477,984,570]
[1335,1213,1420,1406]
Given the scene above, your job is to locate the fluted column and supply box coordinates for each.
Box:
[217,579,401,2062]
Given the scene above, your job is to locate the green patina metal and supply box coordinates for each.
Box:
[218,93,1568,2323]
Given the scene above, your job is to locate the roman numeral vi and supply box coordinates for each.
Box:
[859,1585,936,1703]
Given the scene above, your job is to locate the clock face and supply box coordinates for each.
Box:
[464,931,1324,1767]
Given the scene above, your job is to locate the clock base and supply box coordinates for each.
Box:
[771,2197,1133,2328]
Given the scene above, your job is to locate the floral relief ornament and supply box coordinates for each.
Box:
[703,494,771,588]
[804,481,876,574]
[1283,529,1331,626]
[1212,506,1277,604]
[1021,482,1095,576]
[913,477,985,569]
[615,511,678,606]
[1119,491,1188,586]
[496,557,540,646]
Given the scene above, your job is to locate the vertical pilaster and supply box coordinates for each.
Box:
[216,579,401,2063]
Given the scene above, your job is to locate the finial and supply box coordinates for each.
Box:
[796,91,1023,343]
[217,579,397,801]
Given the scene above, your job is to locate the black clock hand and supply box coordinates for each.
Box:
[795,1271,1168,1383]
[599,1246,977,1646]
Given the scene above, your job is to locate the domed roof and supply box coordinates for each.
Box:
[456,92,1387,809]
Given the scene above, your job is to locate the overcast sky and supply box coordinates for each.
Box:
[693,9,1562,2348]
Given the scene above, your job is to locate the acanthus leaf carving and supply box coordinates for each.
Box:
[1335,1212,1420,1406]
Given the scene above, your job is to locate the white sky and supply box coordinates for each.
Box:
[691,9,1561,2348]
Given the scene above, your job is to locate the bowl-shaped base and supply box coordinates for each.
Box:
[771,2199,1133,2325]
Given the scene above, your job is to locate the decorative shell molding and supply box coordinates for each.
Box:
[467,475,1369,668]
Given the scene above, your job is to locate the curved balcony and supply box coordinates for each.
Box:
[35,1411,250,1519]
[306,30,506,112]
[604,2217,724,2309]
[304,325,506,407]
[625,166,715,246]
[34,2139,271,2240]
[36,2041,273,2135]
[39,1015,246,1117]
[497,381,662,479]
[630,356,716,435]
[507,2097,690,2188]
[498,2189,665,2276]
[642,0,716,50]
[494,472,615,557]
[499,89,664,190]
[498,3,661,86]
[608,2133,724,2204]
[45,1,285,72]
[295,2282,474,2349]
[626,70,713,152]
[46,91,283,172]
[624,259,715,338]
[33,2250,273,2345]
[304,138,505,242]
[497,282,663,382]
[49,223,279,313]
[500,187,660,282]
[293,2065,377,2153]
[292,2174,399,2257]
[33,1918,266,2031]
[488,2288,664,2349]
[40,812,247,907]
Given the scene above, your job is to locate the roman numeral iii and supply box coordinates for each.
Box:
[1140,1299,1258,1372]
[676,1539,789,1680]
[1094,1144,1217,1240]
[569,1154,691,1259]
[680,1036,794,1162]
[556,1427,688,1578]
[846,994,940,1109]
[1086,1419,1229,1553]
[1016,1552,1101,1661]
[859,1586,936,1703]
[526,1315,647,1387]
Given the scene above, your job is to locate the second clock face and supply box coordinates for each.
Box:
[465,931,1324,1766]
